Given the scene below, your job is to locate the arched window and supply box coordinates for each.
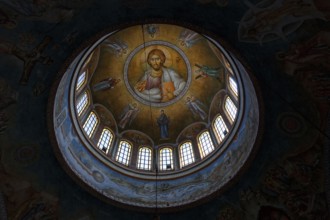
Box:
[179,142,195,168]
[213,115,229,144]
[225,96,237,123]
[97,128,113,154]
[76,71,87,90]
[83,111,98,137]
[198,131,215,158]
[229,76,238,96]
[76,91,89,116]
[116,141,132,166]
[137,147,152,170]
[159,148,173,171]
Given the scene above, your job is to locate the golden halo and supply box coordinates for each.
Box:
[138,45,173,69]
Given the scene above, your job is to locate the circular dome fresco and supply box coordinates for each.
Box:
[49,23,262,211]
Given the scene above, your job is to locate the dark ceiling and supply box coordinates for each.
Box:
[0,0,329,219]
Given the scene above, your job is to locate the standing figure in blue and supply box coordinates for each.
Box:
[157,109,169,139]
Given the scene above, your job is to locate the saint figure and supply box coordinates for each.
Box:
[157,110,169,139]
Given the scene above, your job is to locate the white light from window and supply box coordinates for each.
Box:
[179,142,195,168]
[225,97,237,123]
[97,129,113,154]
[159,148,173,171]
[137,147,152,170]
[116,141,131,166]
[213,115,228,144]
[76,71,86,90]
[229,76,238,96]
[76,92,89,116]
[198,131,215,158]
[83,112,98,137]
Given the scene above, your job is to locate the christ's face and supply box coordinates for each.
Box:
[148,54,162,71]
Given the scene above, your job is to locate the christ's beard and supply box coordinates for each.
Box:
[151,64,162,71]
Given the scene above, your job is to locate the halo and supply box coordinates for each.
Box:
[139,45,173,69]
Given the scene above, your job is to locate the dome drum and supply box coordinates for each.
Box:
[50,23,261,211]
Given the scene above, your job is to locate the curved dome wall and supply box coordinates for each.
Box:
[49,23,261,211]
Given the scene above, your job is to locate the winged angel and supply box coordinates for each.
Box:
[186,96,208,120]
[178,29,202,48]
[118,103,139,129]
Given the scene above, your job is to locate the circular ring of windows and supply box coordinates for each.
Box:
[50,23,261,209]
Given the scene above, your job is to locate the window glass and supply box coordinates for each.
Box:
[76,71,87,90]
[76,92,89,116]
[225,96,237,122]
[137,147,152,170]
[159,148,173,171]
[116,141,132,166]
[198,131,215,158]
[83,112,98,137]
[97,129,113,153]
[213,115,229,144]
[229,76,238,96]
[179,142,195,168]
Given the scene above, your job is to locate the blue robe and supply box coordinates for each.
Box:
[157,113,169,139]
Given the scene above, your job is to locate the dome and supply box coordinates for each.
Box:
[50,23,261,211]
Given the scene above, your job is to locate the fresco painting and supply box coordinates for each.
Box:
[238,0,329,44]
[177,123,206,143]
[132,48,187,104]
[94,105,117,132]
[118,102,139,129]
[277,30,330,102]
[185,96,208,120]
[103,39,129,58]
[121,131,153,146]
[216,137,328,220]
[0,0,94,28]
[92,77,121,92]
[0,152,58,219]
[0,36,53,85]
[91,24,227,143]
[0,78,17,135]
[157,109,170,140]
[144,24,159,38]
[0,0,328,219]
[51,37,259,208]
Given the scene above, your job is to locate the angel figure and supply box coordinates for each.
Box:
[145,24,159,38]
[103,39,128,57]
[195,64,224,82]
[118,103,139,129]
[178,29,202,48]
[186,96,207,120]
[92,77,121,92]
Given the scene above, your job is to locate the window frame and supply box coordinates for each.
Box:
[136,146,153,171]
[83,111,99,138]
[96,128,114,154]
[76,91,89,116]
[115,140,132,166]
[159,147,174,171]
[197,130,215,159]
[179,141,195,168]
[224,96,237,123]
[212,115,229,144]
[228,76,238,97]
[76,70,87,91]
